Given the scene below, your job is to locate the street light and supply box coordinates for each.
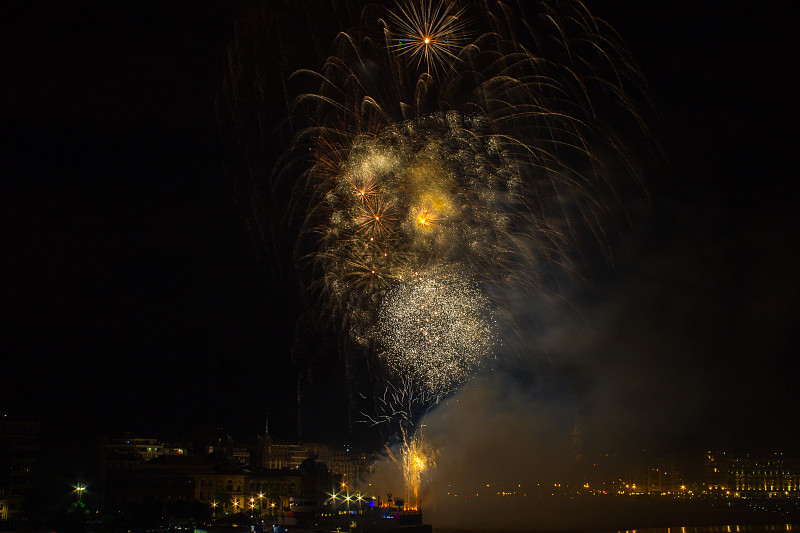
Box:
[74,483,87,502]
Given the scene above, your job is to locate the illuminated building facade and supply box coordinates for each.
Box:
[302,443,373,485]
[624,456,688,495]
[104,425,346,515]
[260,440,370,483]
[108,436,165,461]
[706,451,800,496]
[263,443,307,469]
[194,470,302,513]
[324,449,372,486]
[582,452,694,496]
[195,472,247,511]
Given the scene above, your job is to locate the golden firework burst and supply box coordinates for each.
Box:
[388,0,469,73]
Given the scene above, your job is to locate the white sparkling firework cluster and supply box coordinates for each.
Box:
[377,271,498,395]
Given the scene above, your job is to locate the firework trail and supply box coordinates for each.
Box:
[361,376,446,428]
[383,425,436,510]
[221,0,657,494]
[273,0,655,352]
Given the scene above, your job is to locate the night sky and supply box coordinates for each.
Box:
[2,0,797,452]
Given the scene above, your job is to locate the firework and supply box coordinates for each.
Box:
[223,0,656,508]
[377,271,498,395]
[274,0,655,451]
[282,0,654,352]
[317,113,518,347]
[384,426,436,510]
[387,0,469,74]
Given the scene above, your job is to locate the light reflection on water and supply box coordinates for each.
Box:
[617,524,797,533]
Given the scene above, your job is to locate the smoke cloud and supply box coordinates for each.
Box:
[365,215,800,530]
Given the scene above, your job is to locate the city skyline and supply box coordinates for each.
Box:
[4,414,799,530]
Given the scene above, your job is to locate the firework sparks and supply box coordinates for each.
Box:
[224,0,660,504]
[281,0,656,357]
[355,196,397,238]
[387,0,469,73]
[348,172,380,203]
[377,271,498,395]
[361,375,448,427]
[315,113,520,344]
[384,426,436,510]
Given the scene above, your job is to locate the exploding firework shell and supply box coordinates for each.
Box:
[387,0,470,74]
[320,112,519,342]
[280,0,656,346]
[220,0,658,507]
[221,0,659,431]
[377,271,499,395]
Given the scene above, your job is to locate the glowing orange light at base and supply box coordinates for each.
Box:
[386,426,435,511]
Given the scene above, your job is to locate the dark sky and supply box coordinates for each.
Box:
[2,0,797,452]
[1,1,298,441]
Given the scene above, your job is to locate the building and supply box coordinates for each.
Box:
[624,456,688,495]
[108,436,166,461]
[263,442,308,470]
[194,471,247,512]
[101,424,362,517]
[706,451,800,497]
[194,469,303,515]
[104,453,210,509]
[260,438,372,485]
[105,450,329,516]
[320,448,372,487]
[0,416,40,524]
